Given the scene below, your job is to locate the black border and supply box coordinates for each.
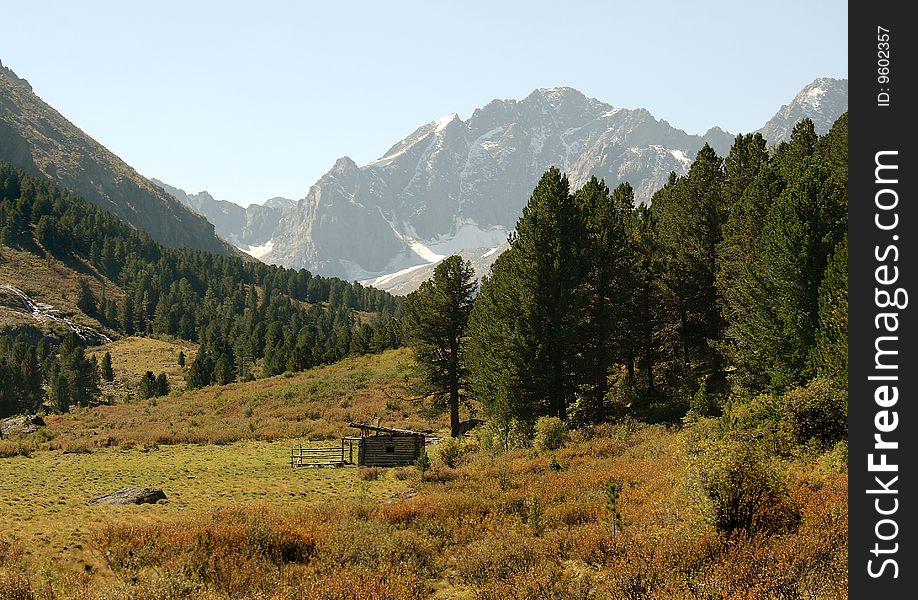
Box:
[849,2,915,595]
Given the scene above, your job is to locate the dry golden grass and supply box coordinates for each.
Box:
[0,439,409,576]
[87,335,197,396]
[0,345,847,599]
[37,348,438,449]
[1,420,846,599]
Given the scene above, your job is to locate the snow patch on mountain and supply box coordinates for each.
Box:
[408,241,445,263]
[427,220,509,255]
[242,240,274,260]
[364,263,432,289]
[435,113,459,132]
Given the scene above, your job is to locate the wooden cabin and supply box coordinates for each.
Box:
[348,422,427,467]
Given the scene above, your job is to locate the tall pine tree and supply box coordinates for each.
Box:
[468,167,589,422]
[403,255,477,437]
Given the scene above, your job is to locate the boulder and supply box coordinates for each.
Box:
[88,487,167,505]
[0,415,45,438]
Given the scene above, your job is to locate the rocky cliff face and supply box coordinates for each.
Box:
[0,59,230,255]
[264,87,738,280]
[152,179,293,257]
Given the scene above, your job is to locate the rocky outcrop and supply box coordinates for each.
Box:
[88,488,167,505]
[0,414,45,438]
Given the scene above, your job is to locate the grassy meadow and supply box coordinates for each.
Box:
[0,344,847,599]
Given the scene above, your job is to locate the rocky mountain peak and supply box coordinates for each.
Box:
[331,155,359,175]
[759,77,847,142]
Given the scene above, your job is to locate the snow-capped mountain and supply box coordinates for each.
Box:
[155,78,845,292]
[759,78,848,142]
[355,79,848,294]
[264,87,736,281]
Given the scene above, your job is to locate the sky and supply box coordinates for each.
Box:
[2,0,847,207]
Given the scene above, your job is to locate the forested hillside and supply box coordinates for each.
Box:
[0,162,402,417]
[0,60,231,255]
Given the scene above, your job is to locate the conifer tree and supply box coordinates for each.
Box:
[403,254,477,437]
[155,372,170,397]
[58,334,99,407]
[729,155,847,391]
[139,371,157,399]
[214,352,237,385]
[100,351,114,382]
[655,145,728,371]
[572,178,632,422]
[186,349,215,390]
[468,167,589,422]
[76,278,97,317]
[622,203,669,392]
[48,362,69,413]
[813,235,848,387]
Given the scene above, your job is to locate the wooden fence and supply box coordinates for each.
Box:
[290,438,357,468]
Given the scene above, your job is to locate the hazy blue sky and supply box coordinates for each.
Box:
[2,0,847,206]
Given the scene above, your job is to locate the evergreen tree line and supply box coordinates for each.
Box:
[0,328,100,418]
[0,161,403,407]
[405,116,848,439]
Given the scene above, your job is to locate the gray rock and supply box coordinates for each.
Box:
[88,487,167,506]
[0,415,45,438]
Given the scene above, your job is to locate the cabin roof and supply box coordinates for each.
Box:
[347,422,428,437]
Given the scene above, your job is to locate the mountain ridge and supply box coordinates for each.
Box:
[351,78,848,293]
[261,87,728,279]
[149,78,846,290]
[258,80,844,283]
[0,58,232,256]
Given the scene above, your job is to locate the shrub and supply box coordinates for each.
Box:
[0,441,30,458]
[94,506,322,594]
[603,482,623,534]
[359,467,384,481]
[414,448,430,477]
[533,416,568,453]
[476,417,532,454]
[718,392,793,455]
[0,569,33,600]
[437,437,464,469]
[456,533,542,587]
[782,377,847,448]
[692,439,799,538]
[605,376,640,418]
[394,466,415,481]
[0,538,25,567]
[61,438,93,454]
